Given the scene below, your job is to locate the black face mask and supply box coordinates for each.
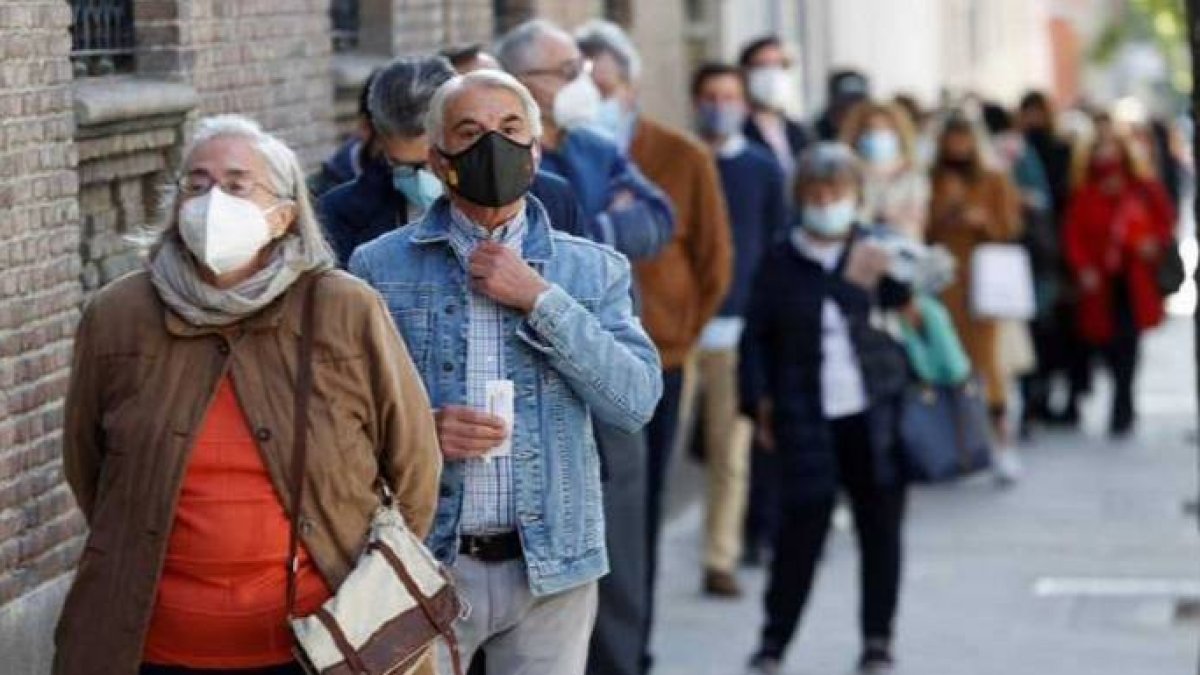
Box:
[438,131,536,208]
[941,157,975,176]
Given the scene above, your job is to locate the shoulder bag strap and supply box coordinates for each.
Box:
[286,273,322,619]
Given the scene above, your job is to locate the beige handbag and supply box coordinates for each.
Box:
[286,275,464,675]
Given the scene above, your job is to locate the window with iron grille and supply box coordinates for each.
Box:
[331,0,360,52]
[70,0,136,77]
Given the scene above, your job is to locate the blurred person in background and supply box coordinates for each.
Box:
[982,102,1060,438]
[319,55,583,267]
[1063,114,1175,437]
[441,43,501,73]
[738,36,811,180]
[840,101,930,240]
[1018,90,1085,426]
[497,20,674,261]
[55,115,441,675]
[576,19,733,629]
[926,114,1023,483]
[815,70,871,142]
[689,62,787,597]
[496,19,676,675]
[741,143,911,675]
[309,69,378,198]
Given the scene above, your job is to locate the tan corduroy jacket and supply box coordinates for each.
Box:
[630,117,734,370]
[53,270,441,675]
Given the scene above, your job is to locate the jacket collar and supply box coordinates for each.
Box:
[410,196,555,263]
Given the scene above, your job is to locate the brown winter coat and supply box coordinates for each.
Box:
[630,117,734,370]
[53,270,441,675]
[927,168,1022,408]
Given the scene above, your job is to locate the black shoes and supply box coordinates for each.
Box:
[858,642,896,673]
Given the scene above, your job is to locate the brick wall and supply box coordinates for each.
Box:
[0,1,85,667]
[186,0,337,169]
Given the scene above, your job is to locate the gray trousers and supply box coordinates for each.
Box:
[586,424,649,675]
[439,557,598,675]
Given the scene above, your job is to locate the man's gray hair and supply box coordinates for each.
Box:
[150,114,334,265]
[368,56,457,137]
[425,70,543,146]
[575,19,641,82]
[494,19,572,75]
[794,142,864,193]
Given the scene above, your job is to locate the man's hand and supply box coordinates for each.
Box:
[608,189,635,211]
[469,241,550,313]
[435,406,508,462]
[755,398,776,452]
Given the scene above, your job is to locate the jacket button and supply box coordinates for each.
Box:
[299,517,316,536]
[255,427,272,442]
[442,362,454,372]
[439,486,453,499]
[445,305,456,315]
[217,342,230,355]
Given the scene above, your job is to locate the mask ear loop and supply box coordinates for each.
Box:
[263,199,296,238]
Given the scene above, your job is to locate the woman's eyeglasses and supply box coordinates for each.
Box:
[178,172,282,200]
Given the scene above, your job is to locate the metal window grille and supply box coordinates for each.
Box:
[331,0,360,52]
[70,0,136,77]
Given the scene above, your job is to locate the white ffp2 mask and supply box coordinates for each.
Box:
[747,67,792,111]
[553,73,602,129]
[179,188,278,276]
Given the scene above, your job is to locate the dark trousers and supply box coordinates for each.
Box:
[757,414,906,660]
[141,666,304,675]
[588,424,650,675]
[1100,331,1139,432]
[744,441,783,557]
[641,367,685,672]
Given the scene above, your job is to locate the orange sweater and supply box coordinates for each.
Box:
[143,376,330,668]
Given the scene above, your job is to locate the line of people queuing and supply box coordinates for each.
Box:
[52,17,1185,675]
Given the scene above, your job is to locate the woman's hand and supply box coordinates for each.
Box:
[755,398,776,452]
[1079,268,1102,294]
[434,406,509,461]
[1137,239,1161,262]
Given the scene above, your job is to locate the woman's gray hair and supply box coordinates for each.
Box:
[494,19,571,75]
[149,114,334,265]
[425,70,543,146]
[368,56,457,137]
[794,141,864,195]
[575,19,642,83]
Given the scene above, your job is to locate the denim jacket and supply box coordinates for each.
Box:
[349,197,663,596]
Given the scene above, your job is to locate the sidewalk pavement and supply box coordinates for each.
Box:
[650,318,1200,675]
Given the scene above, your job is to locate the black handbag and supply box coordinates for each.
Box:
[1156,238,1186,297]
[899,378,992,482]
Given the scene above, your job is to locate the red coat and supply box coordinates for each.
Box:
[1063,178,1175,344]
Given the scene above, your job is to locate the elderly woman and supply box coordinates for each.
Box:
[54,115,441,675]
[741,143,911,675]
[841,101,930,241]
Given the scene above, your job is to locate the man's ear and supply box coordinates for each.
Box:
[428,145,456,188]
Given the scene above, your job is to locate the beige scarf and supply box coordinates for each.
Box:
[148,235,330,328]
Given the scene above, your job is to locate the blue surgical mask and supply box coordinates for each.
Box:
[392,166,444,212]
[695,102,746,138]
[801,198,857,237]
[858,130,901,165]
[592,97,635,150]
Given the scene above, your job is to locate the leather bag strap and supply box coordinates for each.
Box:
[286,274,321,619]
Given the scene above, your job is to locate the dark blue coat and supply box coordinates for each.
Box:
[318,157,586,268]
[740,229,910,502]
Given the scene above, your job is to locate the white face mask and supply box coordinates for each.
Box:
[179,187,280,276]
[553,73,602,129]
[747,66,792,111]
